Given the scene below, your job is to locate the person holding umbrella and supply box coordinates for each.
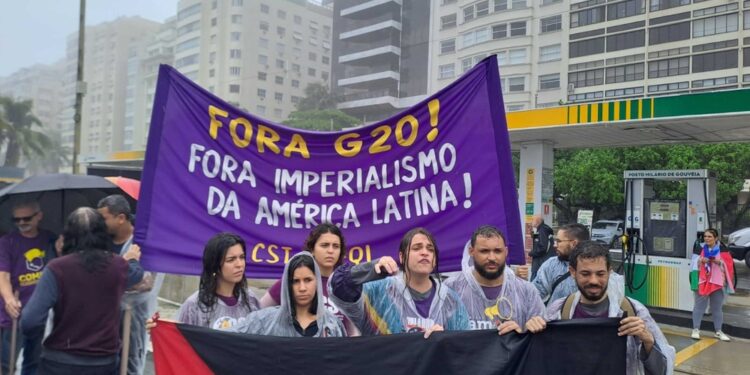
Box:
[0,201,56,374]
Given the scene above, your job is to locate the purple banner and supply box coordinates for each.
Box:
[135,56,522,278]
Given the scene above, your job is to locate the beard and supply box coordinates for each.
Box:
[578,282,608,301]
[475,260,505,280]
[557,251,570,262]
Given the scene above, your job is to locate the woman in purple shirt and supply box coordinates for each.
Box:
[259,223,358,335]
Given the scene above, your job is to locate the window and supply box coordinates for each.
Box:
[539,74,560,90]
[322,56,330,64]
[260,3,269,13]
[746,47,750,67]
[441,39,456,54]
[277,26,286,37]
[275,92,283,102]
[229,84,240,93]
[175,54,199,68]
[512,0,526,9]
[209,69,215,78]
[258,72,267,81]
[692,76,738,88]
[605,86,644,97]
[274,108,283,118]
[650,0,690,12]
[492,24,507,39]
[540,44,561,62]
[648,81,689,93]
[294,15,302,24]
[308,67,316,76]
[275,76,284,84]
[292,79,300,88]
[462,57,473,72]
[607,0,645,21]
[495,0,508,11]
[745,11,750,30]
[507,77,526,92]
[291,96,300,104]
[276,59,285,69]
[606,30,645,52]
[463,1,489,22]
[211,18,217,27]
[260,22,269,32]
[648,57,689,78]
[309,52,317,61]
[509,49,527,64]
[510,21,526,36]
[605,63,644,83]
[322,71,329,81]
[232,0,243,6]
[258,54,268,65]
[540,15,562,33]
[231,32,241,41]
[177,3,201,20]
[209,52,216,64]
[439,64,455,79]
[229,67,241,76]
[256,105,266,115]
[649,22,690,45]
[570,37,605,58]
[571,7,605,28]
[257,88,266,98]
[230,49,241,58]
[462,28,490,48]
[693,14,739,37]
[692,50,739,72]
[568,69,604,88]
[441,14,457,29]
[292,63,300,72]
[259,37,268,48]
[277,10,286,19]
[507,104,525,112]
[231,15,242,24]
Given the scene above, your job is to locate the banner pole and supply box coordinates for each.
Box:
[120,304,132,375]
[9,291,19,375]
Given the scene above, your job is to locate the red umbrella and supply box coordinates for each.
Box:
[105,176,140,200]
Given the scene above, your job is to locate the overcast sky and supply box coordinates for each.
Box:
[0,0,178,77]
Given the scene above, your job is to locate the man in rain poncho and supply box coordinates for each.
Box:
[445,226,544,334]
[234,252,344,337]
[329,228,468,335]
[528,241,675,375]
[533,223,625,305]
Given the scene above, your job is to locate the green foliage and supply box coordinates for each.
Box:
[296,83,337,111]
[0,96,54,167]
[283,109,360,131]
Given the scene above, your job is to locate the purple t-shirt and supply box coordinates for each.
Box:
[412,286,436,319]
[268,276,354,333]
[217,294,238,307]
[481,285,503,300]
[0,230,53,327]
[572,299,609,319]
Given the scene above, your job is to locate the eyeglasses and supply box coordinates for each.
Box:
[554,239,573,243]
[12,212,38,223]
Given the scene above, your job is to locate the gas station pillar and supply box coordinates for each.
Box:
[518,141,555,261]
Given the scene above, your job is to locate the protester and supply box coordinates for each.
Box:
[690,228,734,341]
[20,207,144,374]
[445,225,544,335]
[176,232,259,330]
[0,201,57,374]
[529,215,554,281]
[533,223,624,305]
[234,252,344,337]
[98,194,161,375]
[529,241,675,375]
[329,227,468,336]
[259,223,358,335]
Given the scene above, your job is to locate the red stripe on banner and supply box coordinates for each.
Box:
[151,321,214,375]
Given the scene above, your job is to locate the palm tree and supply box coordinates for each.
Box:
[296,83,338,110]
[0,96,53,167]
[24,130,71,174]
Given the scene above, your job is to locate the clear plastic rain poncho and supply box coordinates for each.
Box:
[533,255,626,304]
[545,281,676,375]
[328,261,469,335]
[444,241,544,330]
[234,252,345,337]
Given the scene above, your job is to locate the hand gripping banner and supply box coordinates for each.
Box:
[135,56,522,277]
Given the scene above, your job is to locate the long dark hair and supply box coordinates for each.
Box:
[287,254,318,318]
[398,227,441,290]
[198,233,252,314]
[62,208,113,273]
[303,223,346,268]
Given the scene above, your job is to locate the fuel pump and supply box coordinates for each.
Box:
[619,170,715,312]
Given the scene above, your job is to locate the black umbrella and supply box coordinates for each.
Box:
[0,173,137,235]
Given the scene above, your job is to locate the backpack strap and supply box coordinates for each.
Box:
[544,273,571,305]
[560,294,576,320]
[619,296,636,318]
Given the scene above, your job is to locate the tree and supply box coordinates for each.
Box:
[296,83,337,111]
[24,130,71,174]
[283,109,360,131]
[0,96,53,167]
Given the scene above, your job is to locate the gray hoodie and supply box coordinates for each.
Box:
[234,252,345,337]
